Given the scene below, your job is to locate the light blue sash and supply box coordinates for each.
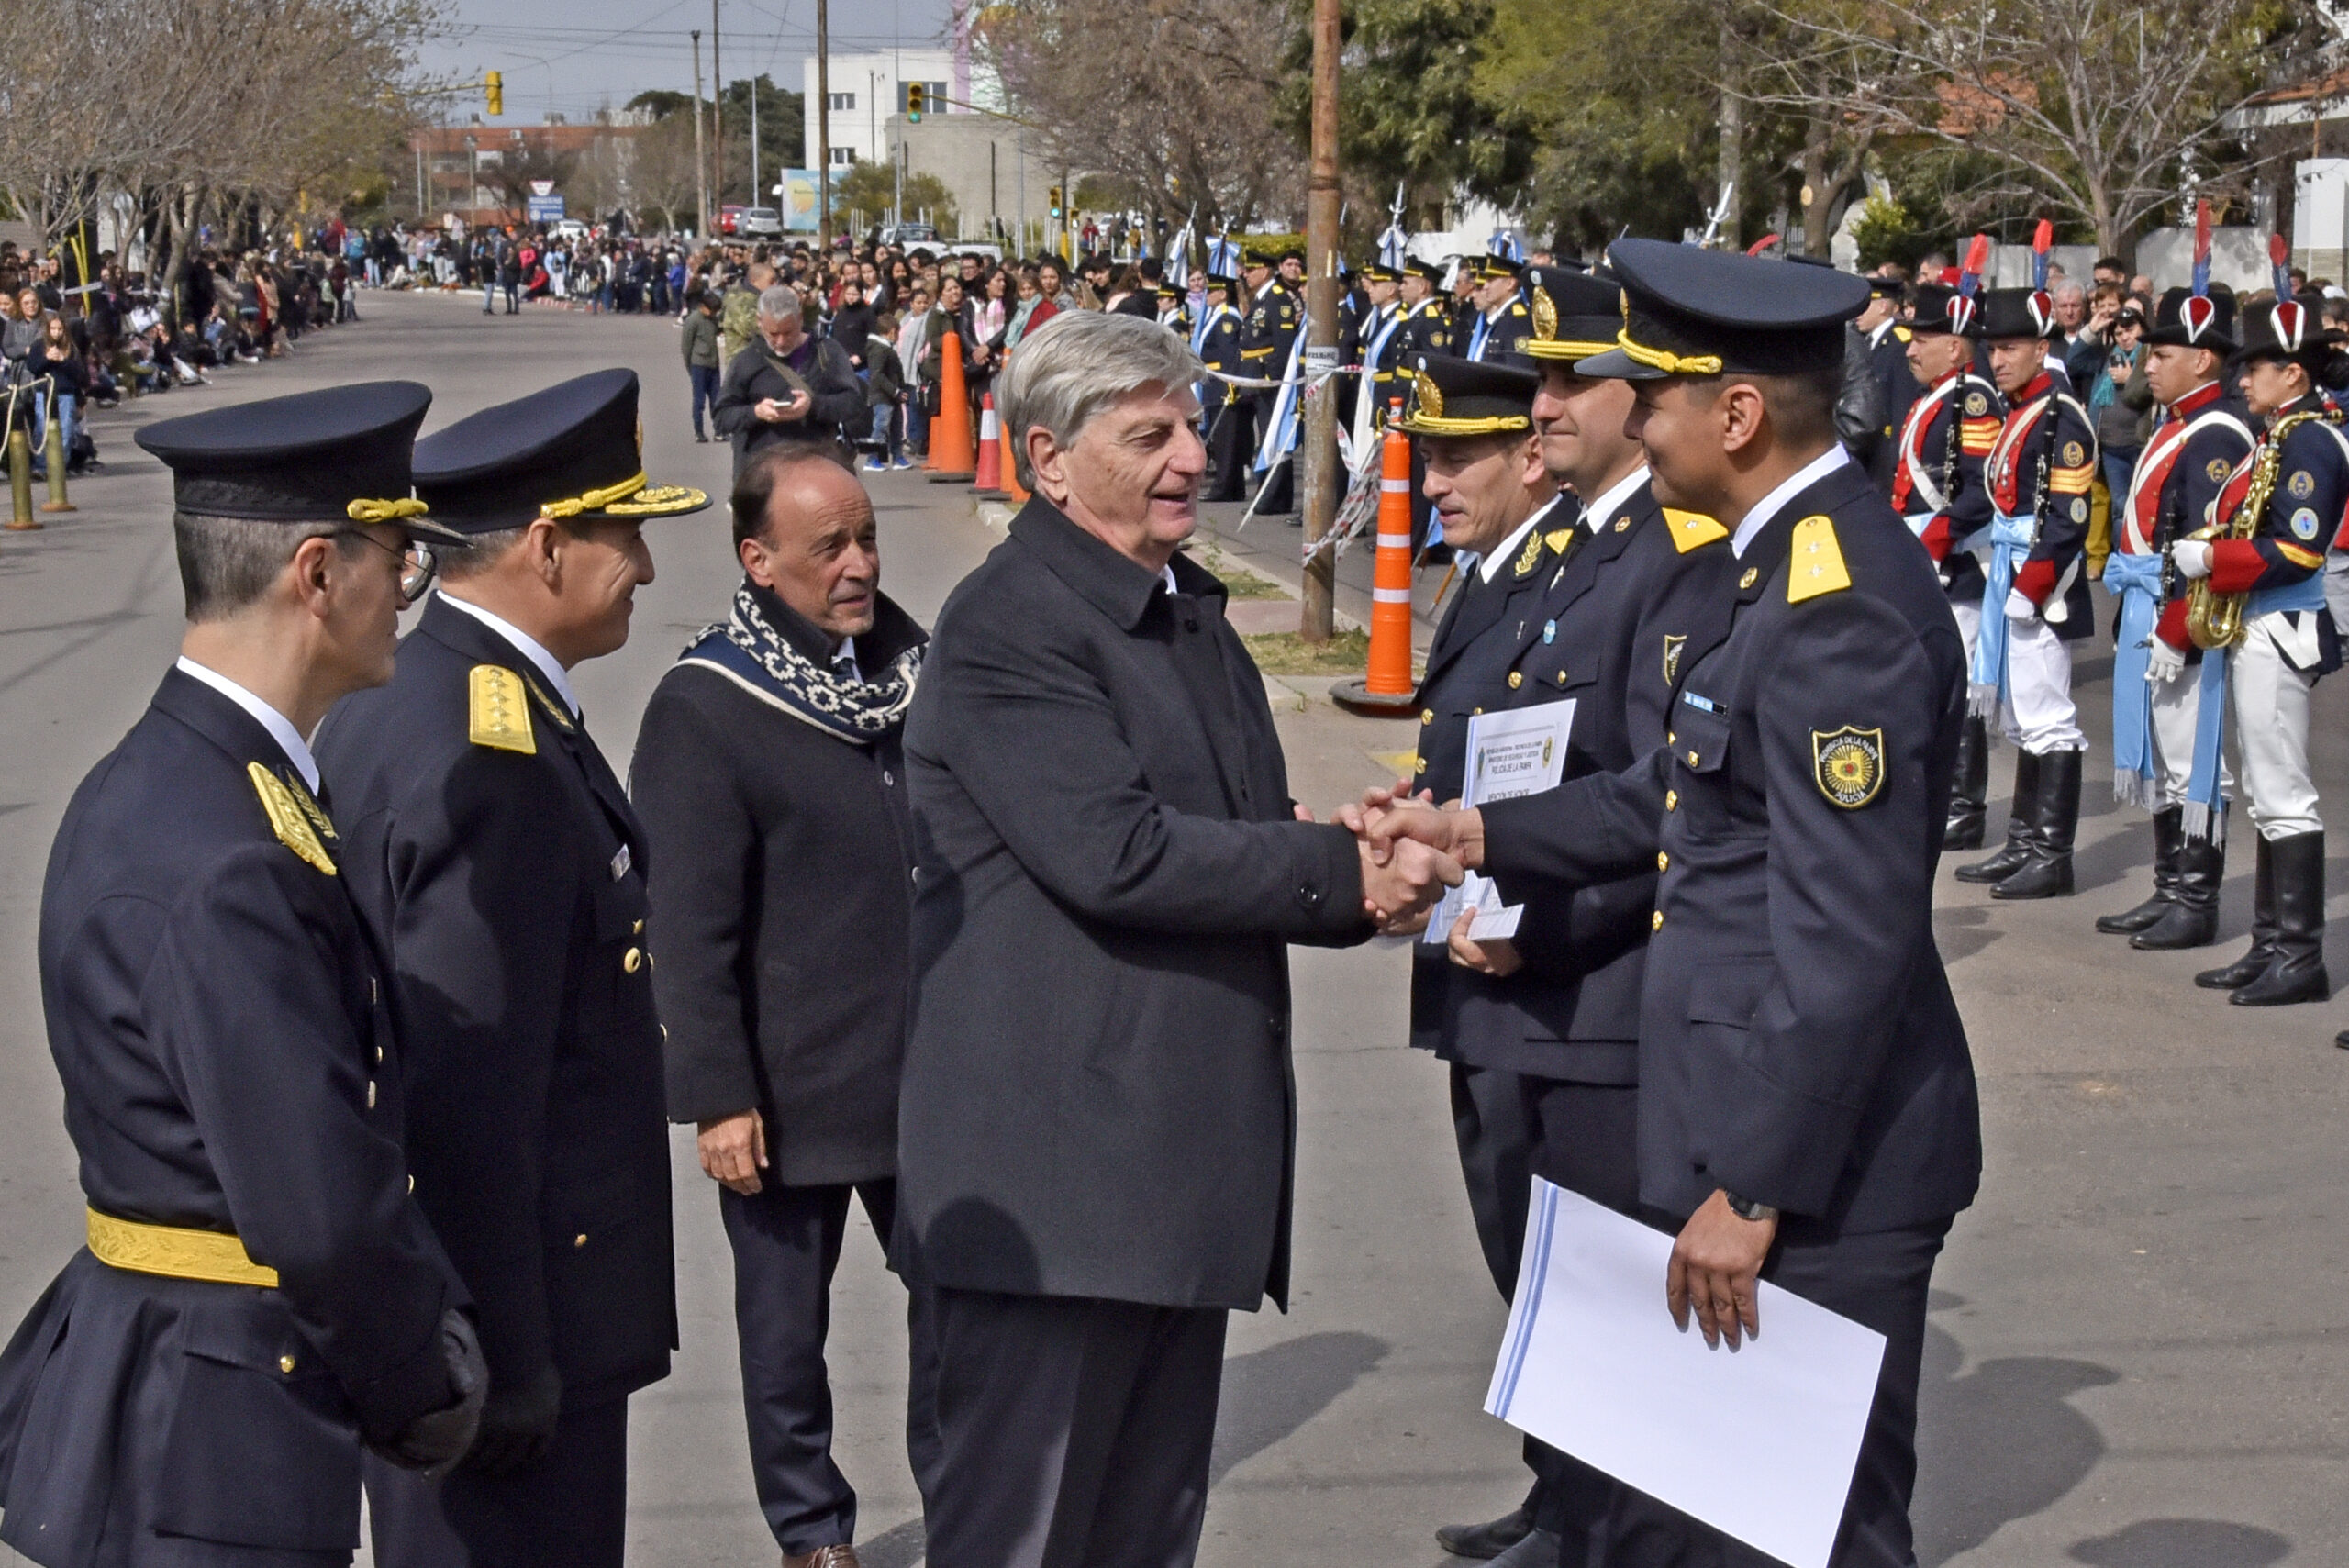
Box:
[1969,513,2036,715]
[2103,551,2164,806]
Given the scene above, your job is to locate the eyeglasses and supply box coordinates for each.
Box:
[335,529,440,606]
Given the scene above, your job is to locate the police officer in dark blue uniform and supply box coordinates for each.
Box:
[1415,266,1733,1568]
[0,384,486,1568]
[317,370,707,1568]
[1364,239,1981,1568]
[1198,264,1250,499]
[1238,249,1304,515]
[1857,276,1920,488]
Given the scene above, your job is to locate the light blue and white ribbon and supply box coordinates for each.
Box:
[1969,512,2036,717]
[2103,550,2164,806]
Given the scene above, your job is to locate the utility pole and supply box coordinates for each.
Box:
[1298,0,1341,642]
[692,30,709,239]
[751,75,762,206]
[711,0,723,208]
[817,0,832,248]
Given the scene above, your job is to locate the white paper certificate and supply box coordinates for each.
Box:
[1464,700,1575,806]
[1486,1181,1887,1568]
[1420,872,1525,945]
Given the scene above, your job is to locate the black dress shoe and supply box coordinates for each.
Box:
[1437,1506,1533,1560]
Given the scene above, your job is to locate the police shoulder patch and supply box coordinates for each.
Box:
[1787,515,1851,602]
[1963,390,1990,417]
[2292,506,2321,540]
[2061,439,2086,467]
[248,762,337,874]
[2288,469,2316,500]
[1812,726,1886,808]
[468,664,537,754]
[2207,457,2233,484]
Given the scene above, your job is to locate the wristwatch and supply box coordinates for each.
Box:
[1721,1190,1778,1223]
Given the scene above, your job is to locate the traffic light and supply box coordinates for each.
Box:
[905,82,924,120]
[1049,185,1063,218]
[485,71,503,116]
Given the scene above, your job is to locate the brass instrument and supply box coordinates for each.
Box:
[2185,407,2340,650]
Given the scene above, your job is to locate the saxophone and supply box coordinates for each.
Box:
[2186,406,2340,650]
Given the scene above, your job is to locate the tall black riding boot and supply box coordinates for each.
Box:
[2099,806,2186,934]
[1943,716,1990,851]
[1992,748,2080,899]
[2233,832,2329,1006]
[1955,748,2038,884]
[2195,833,2277,988]
[2132,811,2226,950]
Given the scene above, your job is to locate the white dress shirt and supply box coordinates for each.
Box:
[173,656,320,792]
[1730,445,1854,559]
[1578,465,1653,533]
[436,591,582,717]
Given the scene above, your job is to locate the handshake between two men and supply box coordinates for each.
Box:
[1330,784,1508,964]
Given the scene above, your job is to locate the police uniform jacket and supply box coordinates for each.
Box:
[1238,282,1300,377]
[630,586,927,1185]
[0,670,462,1565]
[316,596,676,1418]
[1865,319,1922,487]
[1394,296,1453,370]
[1986,370,2099,640]
[1468,296,1531,362]
[1197,305,1244,406]
[1413,484,1732,1084]
[1479,456,1982,1234]
[1896,369,2001,608]
[895,501,1373,1311]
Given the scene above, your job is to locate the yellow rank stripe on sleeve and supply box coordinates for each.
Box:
[2278,540,2325,571]
[2048,464,2096,495]
[1959,420,2000,454]
[468,665,537,754]
[1662,508,1729,553]
[247,762,337,875]
[1787,516,1851,603]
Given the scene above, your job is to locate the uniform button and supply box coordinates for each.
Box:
[408,1173,416,1192]
[1553,670,1567,685]
[632,917,644,935]
[623,947,642,973]
[1471,706,1484,717]
[279,1354,296,1374]
[661,1024,670,1042]
[366,1080,376,1108]
[1420,709,1434,725]
[1687,751,1700,765]
[369,976,379,1004]
[1508,671,1523,689]
[1657,851,1669,871]
[573,1233,588,1249]
[1652,909,1664,931]
[646,951,655,971]
[373,1045,384,1065]
[1665,789,1678,811]
[883,769,895,785]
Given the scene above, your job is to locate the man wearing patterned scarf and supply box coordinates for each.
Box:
[629,446,935,1568]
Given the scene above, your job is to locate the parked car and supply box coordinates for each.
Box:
[718,205,748,236]
[878,222,940,249]
[737,206,785,239]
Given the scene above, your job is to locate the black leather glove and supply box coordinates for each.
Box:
[462,1359,563,1477]
[370,1309,488,1475]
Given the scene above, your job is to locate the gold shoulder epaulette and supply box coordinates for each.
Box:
[247,762,337,875]
[468,665,536,754]
[1894,325,1912,343]
[1662,507,1729,554]
[1788,515,1852,602]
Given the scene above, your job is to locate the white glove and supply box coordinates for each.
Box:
[2145,637,2187,685]
[2004,589,2036,621]
[2170,539,2213,581]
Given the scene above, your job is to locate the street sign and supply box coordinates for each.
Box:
[529,180,555,197]
[526,194,564,222]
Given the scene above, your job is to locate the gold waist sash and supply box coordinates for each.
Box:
[86,1207,279,1288]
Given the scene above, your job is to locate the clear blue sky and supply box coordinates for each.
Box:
[417,0,960,124]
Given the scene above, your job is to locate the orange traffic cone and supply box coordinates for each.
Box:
[926,332,977,483]
[1001,406,1030,505]
[973,394,1003,495]
[1332,404,1420,716]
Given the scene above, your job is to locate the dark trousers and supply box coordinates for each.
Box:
[1598,1220,1951,1568]
[365,1396,628,1568]
[1452,1062,1640,1548]
[1204,390,1255,502]
[925,1287,1227,1568]
[719,1176,940,1554]
[688,363,721,439]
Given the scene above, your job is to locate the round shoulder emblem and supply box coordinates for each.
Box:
[1963,391,1989,417]
[2207,457,2234,484]
[2292,506,2322,540]
[2288,469,2317,500]
[2071,495,2088,523]
[2061,440,2085,467]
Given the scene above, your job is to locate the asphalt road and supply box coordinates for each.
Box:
[0,291,2343,1568]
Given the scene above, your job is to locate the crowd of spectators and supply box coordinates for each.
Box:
[0,236,364,482]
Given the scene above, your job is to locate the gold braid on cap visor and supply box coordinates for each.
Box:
[1616,295,1722,375]
[541,470,709,519]
[346,496,430,523]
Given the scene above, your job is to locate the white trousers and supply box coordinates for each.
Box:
[2231,614,2323,840]
[1951,599,1981,671]
[2150,661,2232,809]
[1997,614,2086,754]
